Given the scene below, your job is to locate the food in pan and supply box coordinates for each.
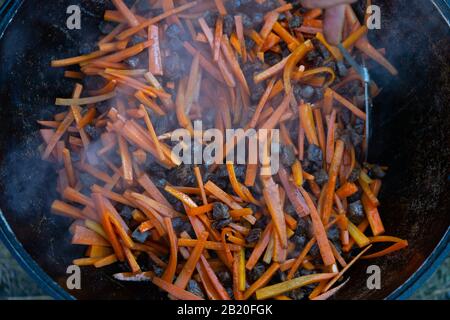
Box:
[41,0,407,300]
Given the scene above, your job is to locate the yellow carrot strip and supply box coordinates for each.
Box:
[256,273,336,300]
[55,91,116,106]
[283,40,314,94]
[73,257,103,266]
[291,159,303,187]
[273,21,300,48]
[238,247,246,291]
[94,254,118,268]
[178,238,241,252]
[51,51,107,67]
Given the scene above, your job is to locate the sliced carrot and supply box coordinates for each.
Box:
[174,231,209,289]
[162,217,178,283]
[244,262,280,300]
[322,139,345,224]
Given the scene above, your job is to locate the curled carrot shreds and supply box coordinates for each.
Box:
[293,67,336,87]
[283,40,314,94]
[361,241,408,259]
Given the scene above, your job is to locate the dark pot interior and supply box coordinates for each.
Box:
[0,0,448,300]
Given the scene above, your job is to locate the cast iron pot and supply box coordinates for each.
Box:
[0,0,449,300]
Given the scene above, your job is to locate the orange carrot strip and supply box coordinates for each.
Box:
[51,200,85,220]
[117,136,133,184]
[213,16,223,62]
[94,254,118,268]
[221,35,250,95]
[244,262,280,300]
[137,174,173,208]
[299,103,319,146]
[90,184,132,207]
[139,104,164,161]
[135,91,166,116]
[214,0,227,15]
[92,193,125,261]
[313,108,326,154]
[51,51,107,67]
[111,0,139,27]
[247,78,276,129]
[77,108,96,129]
[244,164,258,187]
[161,217,178,283]
[72,225,109,247]
[174,231,209,289]
[116,2,199,40]
[186,203,214,216]
[336,182,358,198]
[178,239,241,252]
[322,139,345,224]
[362,241,408,259]
[245,224,273,271]
[273,21,300,48]
[263,178,287,249]
[204,181,242,210]
[257,11,280,51]
[62,148,76,187]
[235,15,247,62]
[153,277,204,300]
[148,25,163,76]
[63,187,95,208]
[330,89,366,120]
[130,193,180,218]
[300,187,336,267]
[325,109,337,165]
[79,162,115,185]
[183,41,228,85]
[278,167,309,217]
[42,84,82,159]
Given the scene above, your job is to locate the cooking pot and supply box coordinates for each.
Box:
[0,0,449,300]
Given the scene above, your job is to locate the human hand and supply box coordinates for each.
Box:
[300,0,358,45]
